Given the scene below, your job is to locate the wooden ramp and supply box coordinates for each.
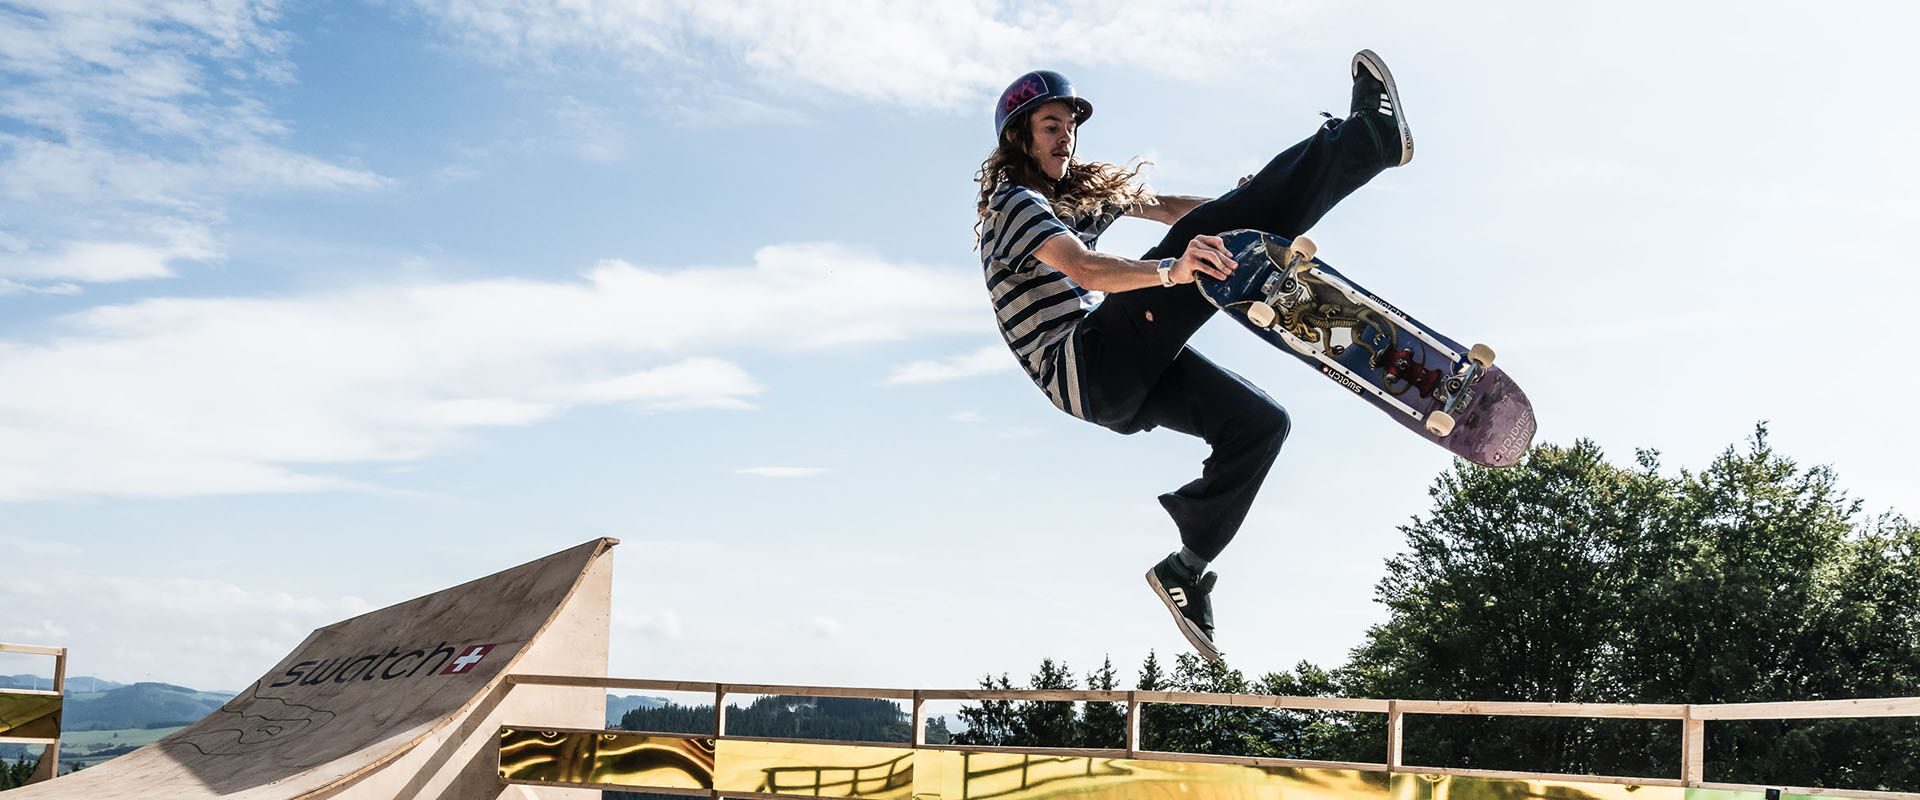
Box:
[10,538,614,799]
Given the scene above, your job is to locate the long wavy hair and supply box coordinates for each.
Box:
[974,107,1150,245]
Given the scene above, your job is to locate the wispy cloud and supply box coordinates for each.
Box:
[614,609,683,640]
[0,558,374,690]
[885,345,1014,385]
[735,467,828,479]
[0,243,976,502]
[0,1,389,291]
[550,96,633,162]
[410,0,1327,113]
[0,225,217,283]
[803,616,844,638]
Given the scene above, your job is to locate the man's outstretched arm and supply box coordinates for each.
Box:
[1034,231,1236,294]
[1127,192,1212,225]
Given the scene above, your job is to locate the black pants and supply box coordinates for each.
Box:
[1072,115,1389,561]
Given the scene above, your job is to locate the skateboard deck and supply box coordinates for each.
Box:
[1194,229,1536,468]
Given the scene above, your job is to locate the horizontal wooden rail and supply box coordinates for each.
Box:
[1698,783,1920,800]
[917,689,1130,702]
[1392,699,1690,718]
[0,644,64,657]
[1133,690,1389,713]
[507,673,1920,799]
[510,675,720,693]
[513,674,1918,723]
[1691,697,1920,720]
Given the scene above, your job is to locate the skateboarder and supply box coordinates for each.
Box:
[974,52,1414,661]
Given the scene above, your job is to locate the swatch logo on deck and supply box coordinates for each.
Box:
[268,641,503,688]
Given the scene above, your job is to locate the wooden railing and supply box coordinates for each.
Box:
[0,642,67,785]
[507,674,1920,800]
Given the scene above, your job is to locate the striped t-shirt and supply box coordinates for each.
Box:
[978,184,1128,419]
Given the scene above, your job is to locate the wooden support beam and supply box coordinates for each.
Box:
[1125,692,1141,756]
[1387,701,1404,773]
[911,691,926,747]
[1682,713,1705,786]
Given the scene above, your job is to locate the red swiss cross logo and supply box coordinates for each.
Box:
[440,643,499,675]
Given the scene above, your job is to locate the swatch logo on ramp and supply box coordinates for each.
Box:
[267,640,511,688]
[441,644,498,675]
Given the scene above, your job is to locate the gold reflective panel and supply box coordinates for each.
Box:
[1390,773,1684,800]
[497,727,714,789]
[717,739,915,799]
[0,692,61,740]
[931,751,1385,800]
[499,733,1890,800]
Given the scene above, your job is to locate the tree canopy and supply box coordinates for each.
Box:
[953,427,1920,791]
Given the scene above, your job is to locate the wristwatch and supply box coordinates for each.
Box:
[1157,258,1176,287]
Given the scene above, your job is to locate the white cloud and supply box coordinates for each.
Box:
[0,278,81,296]
[550,96,632,162]
[411,0,1327,113]
[0,563,373,690]
[802,616,844,638]
[0,535,85,558]
[0,242,977,502]
[734,467,828,479]
[614,609,683,640]
[0,1,389,290]
[949,411,984,423]
[885,344,1015,385]
[0,227,219,283]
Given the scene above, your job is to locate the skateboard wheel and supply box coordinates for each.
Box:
[1468,344,1496,370]
[1291,236,1317,263]
[1425,410,1456,437]
[1247,302,1277,328]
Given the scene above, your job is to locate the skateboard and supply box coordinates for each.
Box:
[1194,229,1536,468]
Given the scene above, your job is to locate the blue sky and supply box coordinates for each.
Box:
[2,0,1917,696]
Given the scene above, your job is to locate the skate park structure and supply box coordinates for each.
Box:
[5,539,1919,799]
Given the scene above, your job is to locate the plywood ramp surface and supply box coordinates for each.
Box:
[11,538,614,800]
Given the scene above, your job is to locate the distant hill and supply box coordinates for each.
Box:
[2,685,656,768]
[606,694,668,727]
[1,679,667,731]
[63,682,235,731]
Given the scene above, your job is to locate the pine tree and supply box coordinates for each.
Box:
[1078,657,1126,749]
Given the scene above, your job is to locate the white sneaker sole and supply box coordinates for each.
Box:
[1352,49,1414,166]
[1146,569,1223,662]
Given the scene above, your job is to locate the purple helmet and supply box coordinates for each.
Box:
[994,70,1093,139]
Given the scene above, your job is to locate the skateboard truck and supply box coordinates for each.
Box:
[1245,236,1317,329]
[1424,343,1496,437]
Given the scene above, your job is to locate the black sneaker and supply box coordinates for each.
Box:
[1350,49,1413,167]
[1146,555,1223,662]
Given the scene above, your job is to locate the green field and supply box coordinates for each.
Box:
[57,726,186,768]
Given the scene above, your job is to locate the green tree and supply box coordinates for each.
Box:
[1336,428,1920,787]
[1016,659,1078,747]
[1079,657,1125,749]
[0,753,43,789]
[1256,661,1370,763]
[949,673,1022,746]
[949,428,1920,791]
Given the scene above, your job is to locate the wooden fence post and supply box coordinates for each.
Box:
[1387,701,1404,772]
